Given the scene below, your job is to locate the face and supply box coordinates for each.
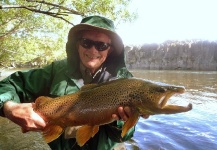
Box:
[78,30,111,74]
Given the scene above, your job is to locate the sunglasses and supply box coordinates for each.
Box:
[79,38,111,51]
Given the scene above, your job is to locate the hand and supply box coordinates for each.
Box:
[112,106,130,121]
[112,106,150,122]
[3,101,46,132]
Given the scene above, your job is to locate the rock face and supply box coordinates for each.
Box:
[125,40,217,71]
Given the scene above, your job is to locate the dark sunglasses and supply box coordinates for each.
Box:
[79,38,111,51]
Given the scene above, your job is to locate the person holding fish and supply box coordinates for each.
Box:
[0,16,149,150]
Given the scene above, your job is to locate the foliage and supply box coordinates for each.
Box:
[0,0,137,68]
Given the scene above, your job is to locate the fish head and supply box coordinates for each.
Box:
[134,79,191,115]
[144,81,185,107]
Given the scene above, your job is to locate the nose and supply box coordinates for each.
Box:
[87,45,98,53]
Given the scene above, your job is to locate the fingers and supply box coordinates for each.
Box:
[4,101,46,132]
[118,107,129,121]
[112,106,150,122]
[123,106,132,117]
[31,108,47,127]
[112,114,119,121]
[112,106,131,122]
[111,107,127,121]
[22,107,46,132]
[21,116,46,133]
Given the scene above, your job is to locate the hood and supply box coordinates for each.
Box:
[65,16,127,76]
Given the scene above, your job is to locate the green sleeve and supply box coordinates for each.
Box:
[0,64,53,116]
[116,67,133,78]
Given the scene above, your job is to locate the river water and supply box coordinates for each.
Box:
[0,69,216,150]
[126,70,217,150]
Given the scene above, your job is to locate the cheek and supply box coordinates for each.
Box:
[78,46,85,56]
[100,51,109,60]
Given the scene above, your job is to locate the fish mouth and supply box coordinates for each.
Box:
[158,93,173,108]
[158,87,185,108]
[157,87,192,114]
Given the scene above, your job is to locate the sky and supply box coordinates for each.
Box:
[116,0,217,45]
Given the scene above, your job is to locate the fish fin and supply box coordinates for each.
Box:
[80,84,98,91]
[42,124,64,143]
[91,125,99,137]
[76,125,99,146]
[121,112,139,137]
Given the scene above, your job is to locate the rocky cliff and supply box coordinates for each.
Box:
[125,40,217,71]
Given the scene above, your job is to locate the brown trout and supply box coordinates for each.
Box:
[33,78,192,146]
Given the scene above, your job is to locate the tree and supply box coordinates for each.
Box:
[0,0,137,68]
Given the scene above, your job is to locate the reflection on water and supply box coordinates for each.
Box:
[0,69,216,150]
[126,70,217,150]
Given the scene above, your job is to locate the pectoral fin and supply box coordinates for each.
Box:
[42,124,63,143]
[121,112,139,137]
[76,125,99,147]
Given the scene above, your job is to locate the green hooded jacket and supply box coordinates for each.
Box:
[0,16,135,150]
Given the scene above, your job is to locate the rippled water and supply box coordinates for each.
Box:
[126,70,217,150]
[0,69,216,150]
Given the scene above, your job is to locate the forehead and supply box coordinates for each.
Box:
[81,30,111,41]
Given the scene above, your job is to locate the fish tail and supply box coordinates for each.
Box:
[42,124,64,143]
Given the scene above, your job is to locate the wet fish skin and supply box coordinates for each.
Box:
[33,78,192,146]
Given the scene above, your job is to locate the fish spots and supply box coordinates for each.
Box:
[32,77,192,145]
[129,93,141,101]
[100,116,105,121]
